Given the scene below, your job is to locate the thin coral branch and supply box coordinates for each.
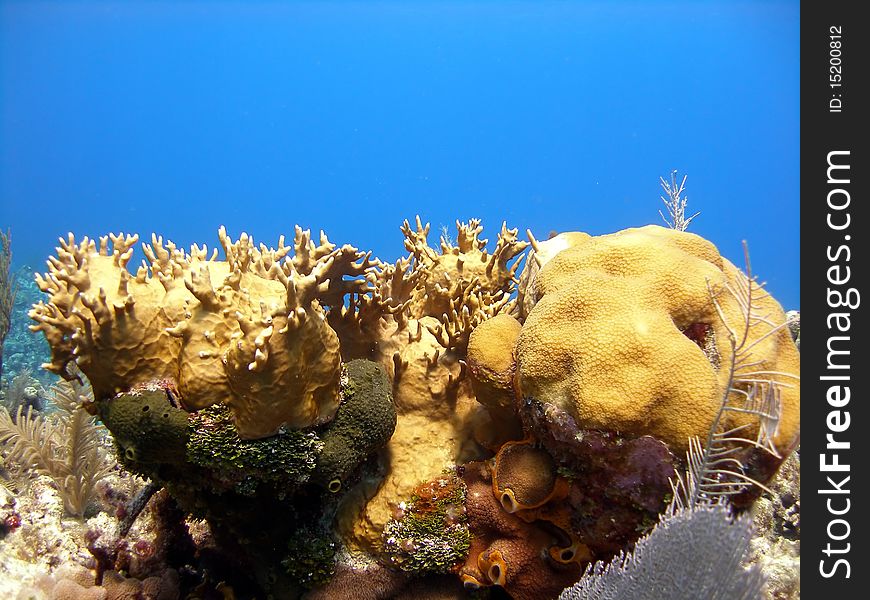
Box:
[672,243,791,510]
[659,170,700,231]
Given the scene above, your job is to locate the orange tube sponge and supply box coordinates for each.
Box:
[491,439,567,513]
[459,462,583,600]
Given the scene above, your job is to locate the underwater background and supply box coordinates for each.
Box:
[1,0,798,305]
[0,2,800,600]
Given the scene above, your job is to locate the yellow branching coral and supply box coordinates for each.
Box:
[328,257,423,359]
[29,227,370,439]
[515,225,800,454]
[401,217,527,320]
[426,279,512,354]
[333,217,529,554]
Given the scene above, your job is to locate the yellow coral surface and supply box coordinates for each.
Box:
[29,228,368,439]
[467,313,521,416]
[516,225,800,453]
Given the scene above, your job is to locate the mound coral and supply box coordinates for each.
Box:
[515,225,800,455]
[466,313,521,422]
[30,227,370,439]
[514,231,590,321]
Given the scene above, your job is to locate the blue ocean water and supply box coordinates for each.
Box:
[0,0,799,309]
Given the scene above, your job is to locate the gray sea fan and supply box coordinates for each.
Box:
[560,503,764,600]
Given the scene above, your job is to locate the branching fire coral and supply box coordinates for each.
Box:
[29,227,371,439]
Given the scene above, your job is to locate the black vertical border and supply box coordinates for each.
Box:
[802,2,867,597]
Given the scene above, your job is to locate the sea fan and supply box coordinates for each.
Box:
[559,503,764,600]
[0,376,114,517]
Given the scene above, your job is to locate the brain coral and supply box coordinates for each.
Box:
[515,225,800,454]
[29,227,370,439]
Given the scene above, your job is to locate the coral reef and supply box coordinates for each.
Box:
[7,214,799,599]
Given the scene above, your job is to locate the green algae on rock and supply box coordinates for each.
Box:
[382,474,470,575]
[188,403,324,495]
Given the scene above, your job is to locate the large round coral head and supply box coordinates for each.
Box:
[516,225,800,454]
